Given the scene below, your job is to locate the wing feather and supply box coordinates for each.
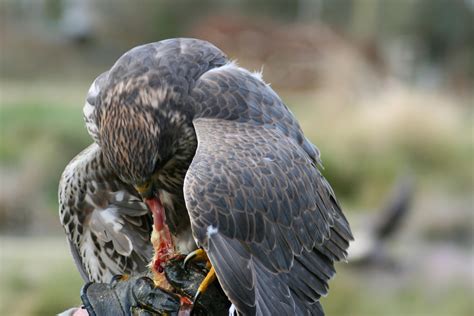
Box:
[59,143,153,282]
[184,64,352,315]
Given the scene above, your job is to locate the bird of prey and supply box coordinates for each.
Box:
[59,38,353,315]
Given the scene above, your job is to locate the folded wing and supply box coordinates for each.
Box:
[59,144,153,282]
[184,65,352,315]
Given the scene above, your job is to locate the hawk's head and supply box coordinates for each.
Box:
[97,75,196,197]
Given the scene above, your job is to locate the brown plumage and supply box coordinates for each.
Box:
[59,38,353,315]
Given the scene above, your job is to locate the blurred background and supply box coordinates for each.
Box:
[0,0,473,315]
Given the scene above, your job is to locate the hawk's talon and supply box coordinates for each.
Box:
[183,248,209,268]
[193,266,216,304]
[183,249,217,303]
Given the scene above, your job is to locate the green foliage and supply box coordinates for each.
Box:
[286,93,473,209]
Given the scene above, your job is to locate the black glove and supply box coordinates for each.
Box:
[80,274,183,316]
[79,257,230,316]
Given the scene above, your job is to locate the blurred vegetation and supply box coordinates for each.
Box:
[0,237,83,315]
[323,266,474,316]
[0,0,473,315]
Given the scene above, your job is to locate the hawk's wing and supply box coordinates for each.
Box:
[184,66,353,315]
[59,143,153,282]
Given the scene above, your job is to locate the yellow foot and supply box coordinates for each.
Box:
[194,266,216,303]
[183,249,217,304]
[183,248,211,269]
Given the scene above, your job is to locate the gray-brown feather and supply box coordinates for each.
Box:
[63,38,352,315]
[184,118,352,315]
[59,144,153,282]
[182,58,352,315]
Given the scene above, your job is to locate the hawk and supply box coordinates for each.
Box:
[59,38,353,315]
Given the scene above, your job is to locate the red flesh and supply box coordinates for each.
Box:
[145,197,174,273]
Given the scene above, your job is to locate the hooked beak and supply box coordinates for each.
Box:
[135,181,153,199]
